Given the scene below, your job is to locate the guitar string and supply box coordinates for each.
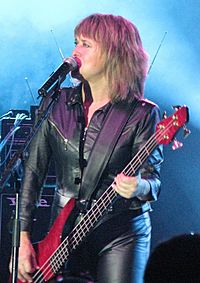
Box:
[60,116,177,247]
[33,117,175,282]
[33,117,175,283]
[33,115,180,282]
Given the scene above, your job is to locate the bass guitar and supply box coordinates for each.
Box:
[14,106,189,283]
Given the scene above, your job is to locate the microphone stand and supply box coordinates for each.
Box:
[0,78,63,283]
[10,172,21,283]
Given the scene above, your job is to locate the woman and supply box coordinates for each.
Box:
[13,13,163,283]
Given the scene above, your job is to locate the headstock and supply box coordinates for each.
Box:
[156,106,190,147]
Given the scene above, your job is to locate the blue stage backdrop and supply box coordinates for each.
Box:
[0,0,200,250]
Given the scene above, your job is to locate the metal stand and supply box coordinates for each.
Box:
[0,80,62,283]
[10,174,21,283]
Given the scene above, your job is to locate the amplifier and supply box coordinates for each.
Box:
[0,117,56,189]
[0,193,54,283]
[1,117,33,145]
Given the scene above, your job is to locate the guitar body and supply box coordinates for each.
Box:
[12,198,75,283]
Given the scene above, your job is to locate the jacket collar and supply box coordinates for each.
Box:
[67,83,112,113]
[67,83,82,107]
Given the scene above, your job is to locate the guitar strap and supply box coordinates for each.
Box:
[79,98,138,202]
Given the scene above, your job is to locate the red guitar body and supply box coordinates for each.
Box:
[11,198,75,283]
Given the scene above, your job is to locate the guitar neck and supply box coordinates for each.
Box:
[50,136,158,273]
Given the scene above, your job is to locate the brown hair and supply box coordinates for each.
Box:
[74,13,149,101]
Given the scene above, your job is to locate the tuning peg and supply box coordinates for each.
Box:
[172,105,181,111]
[172,138,183,150]
[183,125,191,138]
[162,111,167,119]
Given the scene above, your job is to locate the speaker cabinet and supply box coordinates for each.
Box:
[0,117,56,189]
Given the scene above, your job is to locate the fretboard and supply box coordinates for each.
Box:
[50,135,158,273]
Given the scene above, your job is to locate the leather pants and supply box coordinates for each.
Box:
[60,211,151,283]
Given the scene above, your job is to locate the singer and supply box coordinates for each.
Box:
[11,14,163,283]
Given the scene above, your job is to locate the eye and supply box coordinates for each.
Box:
[74,40,78,46]
[83,42,90,48]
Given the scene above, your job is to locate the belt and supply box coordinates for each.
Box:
[54,191,151,219]
[54,191,71,207]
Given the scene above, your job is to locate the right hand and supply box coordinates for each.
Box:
[9,231,39,282]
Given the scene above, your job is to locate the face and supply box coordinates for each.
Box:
[72,35,106,83]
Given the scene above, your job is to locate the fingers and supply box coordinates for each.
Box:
[22,250,40,282]
[10,259,35,283]
[114,173,139,199]
[9,237,39,283]
[18,262,34,282]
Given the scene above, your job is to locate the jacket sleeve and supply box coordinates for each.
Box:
[20,101,53,232]
[132,102,164,202]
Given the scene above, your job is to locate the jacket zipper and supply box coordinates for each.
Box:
[49,120,78,152]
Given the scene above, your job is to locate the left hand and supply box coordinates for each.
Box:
[113,172,141,199]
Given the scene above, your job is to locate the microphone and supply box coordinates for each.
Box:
[38,56,81,96]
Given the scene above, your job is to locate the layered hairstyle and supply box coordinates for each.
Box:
[74,13,149,101]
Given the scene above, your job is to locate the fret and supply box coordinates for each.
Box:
[48,140,159,272]
[128,162,135,175]
[47,126,167,272]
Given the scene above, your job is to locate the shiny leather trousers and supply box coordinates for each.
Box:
[60,211,151,283]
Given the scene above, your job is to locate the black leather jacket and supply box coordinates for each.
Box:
[20,86,163,231]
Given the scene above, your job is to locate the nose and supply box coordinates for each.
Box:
[72,45,81,58]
